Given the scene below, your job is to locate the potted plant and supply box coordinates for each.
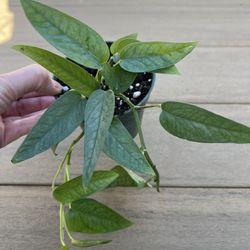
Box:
[11,0,250,249]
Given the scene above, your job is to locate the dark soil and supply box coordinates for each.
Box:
[54,64,153,116]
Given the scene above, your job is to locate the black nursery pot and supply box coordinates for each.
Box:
[117,73,155,138]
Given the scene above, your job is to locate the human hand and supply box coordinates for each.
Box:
[0,64,62,148]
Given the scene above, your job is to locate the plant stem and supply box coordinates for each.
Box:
[64,214,75,242]
[59,204,66,246]
[135,104,161,110]
[51,131,84,191]
[52,153,68,191]
[118,94,146,150]
[118,94,160,191]
[65,151,72,182]
[144,151,160,192]
[55,132,84,247]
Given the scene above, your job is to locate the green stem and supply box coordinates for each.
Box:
[118,94,160,191]
[52,153,68,191]
[59,204,66,246]
[64,214,75,242]
[144,151,160,192]
[65,151,72,182]
[135,104,161,110]
[119,94,146,150]
[51,131,84,191]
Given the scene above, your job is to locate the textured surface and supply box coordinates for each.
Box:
[0,187,250,250]
[1,0,250,249]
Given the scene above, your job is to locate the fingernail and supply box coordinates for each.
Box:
[54,81,62,90]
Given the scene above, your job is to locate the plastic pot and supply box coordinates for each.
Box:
[117,73,155,138]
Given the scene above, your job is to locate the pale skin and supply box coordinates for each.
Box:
[0,64,62,148]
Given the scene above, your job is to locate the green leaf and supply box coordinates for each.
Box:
[119,41,197,72]
[152,65,180,75]
[101,64,137,93]
[65,198,132,233]
[59,246,69,250]
[110,33,138,55]
[84,90,115,186]
[103,118,154,175]
[110,165,148,188]
[12,91,86,163]
[13,45,99,97]
[20,0,109,68]
[71,239,112,248]
[160,101,250,143]
[53,171,118,204]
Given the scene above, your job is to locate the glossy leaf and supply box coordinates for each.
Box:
[13,45,99,97]
[12,91,86,163]
[21,0,109,68]
[71,239,111,248]
[103,118,154,175]
[110,165,148,188]
[84,90,115,186]
[160,102,250,143]
[152,65,180,75]
[101,64,137,93]
[65,198,132,233]
[119,41,197,72]
[53,171,118,204]
[110,33,138,54]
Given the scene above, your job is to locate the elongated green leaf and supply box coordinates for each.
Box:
[103,118,154,175]
[21,0,109,68]
[12,91,86,163]
[119,41,197,72]
[84,90,115,186]
[152,65,180,75]
[101,64,137,93]
[71,239,111,248]
[13,45,99,97]
[53,171,118,204]
[160,102,250,143]
[65,198,132,233]
[110,165,148,188]
[110,33,138,55]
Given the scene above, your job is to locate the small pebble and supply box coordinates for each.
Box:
[129,85,133,90]
[133,91,141,98]
[119,100,123,106]
[148,79,152,82]
[135,83,140,87]
[62,86,70,92]
[116,97,120,101]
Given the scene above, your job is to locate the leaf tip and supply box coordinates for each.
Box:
[190,41,199,48]
[11,155,20,164]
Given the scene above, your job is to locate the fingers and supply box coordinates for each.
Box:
[1,109,46,147]
[0,64,62,113]
[2,96,55,117]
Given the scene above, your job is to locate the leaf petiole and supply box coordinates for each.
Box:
[59,204,66,246]
[118,94,160,191]
[52,131,84,191]
[135,104,161,110]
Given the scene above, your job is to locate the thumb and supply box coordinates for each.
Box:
[0,64,62,114]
